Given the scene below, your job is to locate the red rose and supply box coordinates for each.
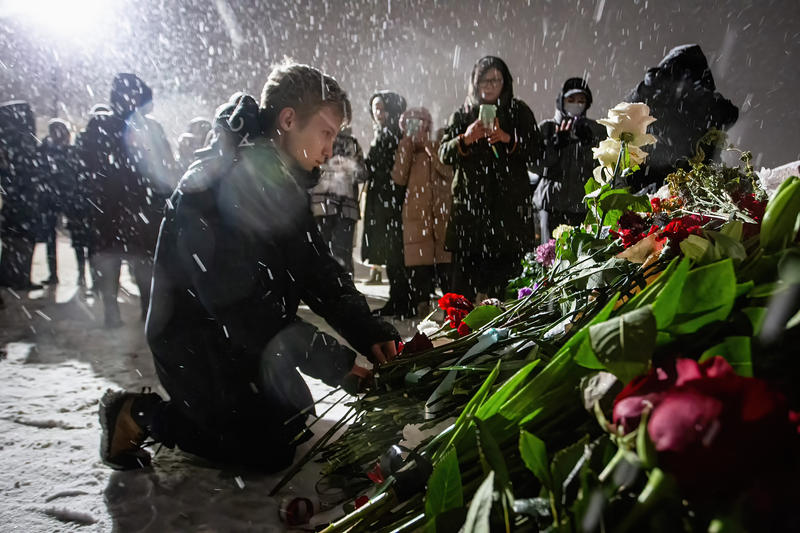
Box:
[438,293,474,329]
[457,322,471,337]
[613,357,799,498]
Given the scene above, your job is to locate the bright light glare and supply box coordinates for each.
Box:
[0,0,110,42]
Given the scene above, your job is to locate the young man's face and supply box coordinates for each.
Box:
[282,105,343,172]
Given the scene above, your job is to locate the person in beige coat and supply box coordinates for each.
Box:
[391,108,454,316]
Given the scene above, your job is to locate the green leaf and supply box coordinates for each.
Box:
[699,337,752,377]
[589,306,657,384]
[706,230,747,264]
[476,359,540,419]
[550,436,590,508]
[668,259,736,335]
[475,419,510,486]
[679,234,714,262]
[462,471,495,533]
[623,256,690,329]
[741,307,767,335]
[425,447,464,521]
[489,295,619,433]
[598,190,651,218]
[735,281,755,299]
[720,220,743,241]
[439,361,501,460]
[574,335,605,370]
[462,305,503,330]
[519,431,552,489]
[649,258,691,329]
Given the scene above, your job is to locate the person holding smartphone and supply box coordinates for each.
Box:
[438,56,541,302]
[532,78,606,242]
[391,108,454,317]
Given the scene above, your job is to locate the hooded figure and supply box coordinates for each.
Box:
[438,56,541,300]
[80,73,177,326]
[361,90,414,317]
[627,44,739,191]
[139,90,397,471]
[532,78,606,239]
[0,100,43,289]
[36,119,78,284]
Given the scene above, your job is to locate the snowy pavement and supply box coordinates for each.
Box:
[0,233,417,532]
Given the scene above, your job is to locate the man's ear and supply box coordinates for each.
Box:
[277,107,296,132]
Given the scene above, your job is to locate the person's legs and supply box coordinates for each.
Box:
[451,253,480,302]
[92,251,122,327]
[486,253,524,300]
[44,228,58,284]
[331,218,355,276]
[74,246,87,287]
[101,319,356,471]
[0,233,39,289]
[435,262,453,295]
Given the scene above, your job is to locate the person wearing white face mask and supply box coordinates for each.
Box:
[531,78,606,242]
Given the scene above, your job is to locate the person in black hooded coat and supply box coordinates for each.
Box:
[0,100,43,290]
[361,90,414,317]
[532,78,606,241]
[439,56,541,301]
[98,62,398,472]
[626,44,739,192]
[80,73,177,326]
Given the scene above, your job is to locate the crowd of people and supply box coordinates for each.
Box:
[0,45,739,471]
[1,45,738,323]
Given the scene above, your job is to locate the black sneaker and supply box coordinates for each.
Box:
[99,388,162,470]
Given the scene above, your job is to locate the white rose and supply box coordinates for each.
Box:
[592,138,650,184]
[592,138,622,168]
[597,102,657,147]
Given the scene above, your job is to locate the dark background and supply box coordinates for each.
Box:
[1,0,798,168]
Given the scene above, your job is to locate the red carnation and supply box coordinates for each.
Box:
[438,293,474,330]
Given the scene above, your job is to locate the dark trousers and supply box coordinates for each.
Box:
[316,215,355,276]
[451,252,523,301]
[386,248,413,313]
[148,320,355,471]
[91,251,153,325]
[43,228,58,281]
[74,245,89,286]
[0,233,36,288]
[409,263,453,305]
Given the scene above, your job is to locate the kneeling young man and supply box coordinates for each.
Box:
[99,61,398,471]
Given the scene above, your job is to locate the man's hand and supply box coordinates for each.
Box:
[487,118,511,144]
[370,340,398,365]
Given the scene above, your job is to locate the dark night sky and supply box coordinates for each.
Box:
[1,0,798,168]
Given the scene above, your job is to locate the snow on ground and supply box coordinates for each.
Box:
[0,233,416,532]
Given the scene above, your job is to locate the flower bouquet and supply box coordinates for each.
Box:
[273,103,800,533]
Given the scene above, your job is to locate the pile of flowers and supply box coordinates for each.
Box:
[270,102,800,533]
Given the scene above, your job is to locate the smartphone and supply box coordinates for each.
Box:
[479,104,496,128]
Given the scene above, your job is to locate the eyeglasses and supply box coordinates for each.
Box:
[478,77,503,88]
